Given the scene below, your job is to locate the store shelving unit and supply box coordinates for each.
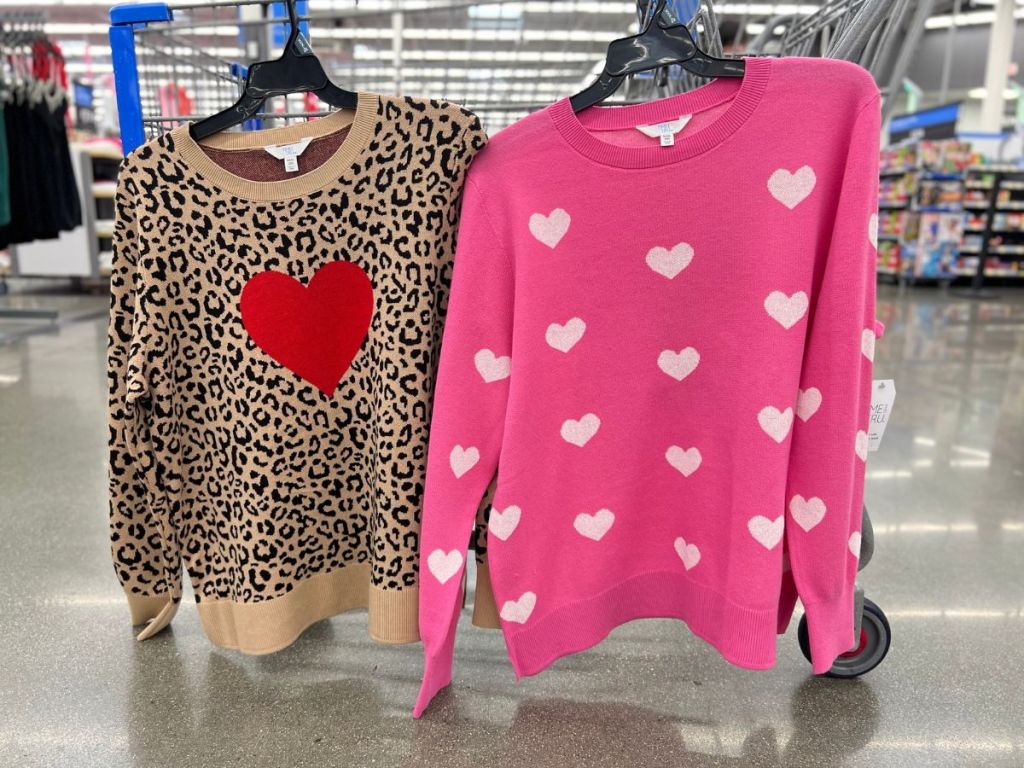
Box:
[82,146,123,276]
[957,165,1024,289]
[877,141,972,283]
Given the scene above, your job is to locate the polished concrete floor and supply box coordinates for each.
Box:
[1,285,1022,767]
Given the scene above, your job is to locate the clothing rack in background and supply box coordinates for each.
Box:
[0,12,100,306]
[108,0,928,155]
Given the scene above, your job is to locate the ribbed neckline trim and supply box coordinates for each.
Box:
[172,92,379,202]
[549,57,770,169]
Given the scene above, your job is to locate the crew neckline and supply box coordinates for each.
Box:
[172,91,379,202]
[549,57,770,169]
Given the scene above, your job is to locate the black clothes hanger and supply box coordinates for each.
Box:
[190,0,357,140]
[570,0,746,113]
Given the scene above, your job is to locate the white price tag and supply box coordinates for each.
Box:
[868,379,895,452]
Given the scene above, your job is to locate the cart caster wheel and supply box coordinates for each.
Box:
[798,598,891,678]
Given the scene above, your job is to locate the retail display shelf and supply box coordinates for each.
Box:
[996,203,1024,211]
[966,181,994,190]
[1001,181,1024,191]
[94,220,115,238]
[992,245,1024,255]
[964,202,991,209]
[83,148,124,161]
[879,201,908,209]
[92,182,117,199]
[880,166,916,176]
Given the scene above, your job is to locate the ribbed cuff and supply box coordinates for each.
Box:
[126,591,178,641]
[803,593,856,675]
[413,647,454,719]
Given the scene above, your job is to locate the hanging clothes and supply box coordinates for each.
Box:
[0,33,81,249]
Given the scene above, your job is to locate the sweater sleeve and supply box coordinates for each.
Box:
[415,172,513,717]
[785,95,880,674]
[108,168,180,640]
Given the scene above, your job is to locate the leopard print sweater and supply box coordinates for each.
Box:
[108,92,496,653]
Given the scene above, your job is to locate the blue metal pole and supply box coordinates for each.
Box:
[109,24,144,154]
[109,3,174,155]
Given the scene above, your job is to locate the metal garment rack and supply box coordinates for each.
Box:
[108,0,921,154]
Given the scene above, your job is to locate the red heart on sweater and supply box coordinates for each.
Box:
[240,261,374,396]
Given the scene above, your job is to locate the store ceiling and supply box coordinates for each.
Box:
[1,0,1020,129]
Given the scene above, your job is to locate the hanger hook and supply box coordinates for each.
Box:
[639,0,667,33]
[285,0,300,32]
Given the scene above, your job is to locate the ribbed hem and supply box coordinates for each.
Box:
[802,594,856,675]
[505,570,778,678]
[196,563,420,654]
[368,583,420,644]
[548,56,770,169]
[171,91,379,202]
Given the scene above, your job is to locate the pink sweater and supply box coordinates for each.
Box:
[415,57,880,717]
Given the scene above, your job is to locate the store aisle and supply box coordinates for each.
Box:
[0,286,1021,768]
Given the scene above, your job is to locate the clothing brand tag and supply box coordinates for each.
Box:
[869,379,895,451]
[264,137,313,173]
[636,115,692,147]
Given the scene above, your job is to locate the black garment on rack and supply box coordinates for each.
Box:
[0,86,81,249]
[47,96,81,233]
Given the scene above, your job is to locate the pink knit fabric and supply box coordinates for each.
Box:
[415,57,880,718]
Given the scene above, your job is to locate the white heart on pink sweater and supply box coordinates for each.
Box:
[789,495,826,532]
[449,444,480,478]
[861,328,876,362]
[673,537,701,570]
[574,508,615,541]
[427,549,463,585]
[473,348,511,383]
[855,430,869,462]
[748,515,784,550]
[796,387,822,422]
[500,591,537,624]
[646,242,694,279]
[665,446,702,477]
[868,212,879,249]
[546,317,586,352]
[849,531,862,558]
[764,291,809,329]
[758,406,794,443]
[658,347,700,381]
[529,208,570,248]
[560,413,601,447]
[768,166,816,209]
[488,505,521,541]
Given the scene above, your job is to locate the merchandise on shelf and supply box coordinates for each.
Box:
[957,167,1024,279]
[879,144,917,171]
[917,140,981,173]
[911,212,962,277]
[876,240,901,274]
[877,139,970,280]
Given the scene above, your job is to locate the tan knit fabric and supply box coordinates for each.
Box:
[108,92,491,653]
